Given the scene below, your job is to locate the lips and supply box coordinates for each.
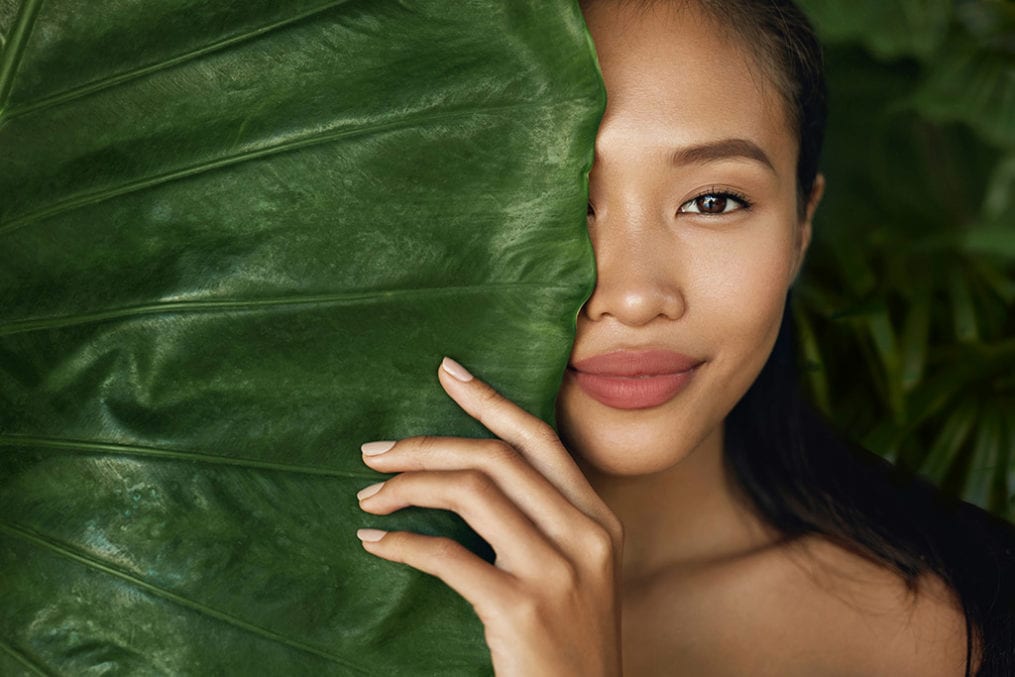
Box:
[567,349,703,410]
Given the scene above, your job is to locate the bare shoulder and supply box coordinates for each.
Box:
[625,534,973,676]
[759,534,972,676]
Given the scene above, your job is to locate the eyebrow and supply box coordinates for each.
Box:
[670,138,775,172]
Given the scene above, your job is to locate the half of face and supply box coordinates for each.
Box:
[557,0,818,478]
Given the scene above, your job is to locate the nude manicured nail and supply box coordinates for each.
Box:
[357,528,387,543]
[441,356,474,382]
[361,440,396,456]
[357,482,384,501]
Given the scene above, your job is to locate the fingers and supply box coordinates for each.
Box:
[436,357,608,521]
[355,356,625,674]
[356,529,514,618]
[357,468,559,576]
[438,357,560,456]
[361,436,607,552]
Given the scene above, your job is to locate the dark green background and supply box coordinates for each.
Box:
[796,0,1015,523]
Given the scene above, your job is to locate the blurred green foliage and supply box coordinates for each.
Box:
[795,0,1015,521]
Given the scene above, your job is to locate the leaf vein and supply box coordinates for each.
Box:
[0,434,373,479]
[0,522,369,672]
[0,0,45,116]
[1,0,354,123]
[0,638,51,677]
[0,283,572,336]
[0,97,589,236]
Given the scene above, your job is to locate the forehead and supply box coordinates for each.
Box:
[583,1,796,167]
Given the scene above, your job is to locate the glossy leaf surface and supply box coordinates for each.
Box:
[0,1,604,674]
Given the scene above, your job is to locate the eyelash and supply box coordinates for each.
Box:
[586,189,753,218]
[678,188,753,215]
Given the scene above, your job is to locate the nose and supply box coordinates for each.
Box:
[581,210,687,326]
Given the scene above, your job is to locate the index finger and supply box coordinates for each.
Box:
[437,356,605,516]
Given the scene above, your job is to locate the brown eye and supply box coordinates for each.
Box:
[678,191,749,215]
[696,195,727,213]
[587,201,595,216]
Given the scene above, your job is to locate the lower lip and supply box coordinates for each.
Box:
[569,367,698,410]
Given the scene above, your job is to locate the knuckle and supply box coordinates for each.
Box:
[480,439,520,467]
[528,420,558,445]
[506,589,543,624]
[412,435,440,457]
[454,469,496,501]
[582,522,616,563]
[543,555,580,589]
[426,536,465,562]
[602,513,625,548]
[514,420,562,456]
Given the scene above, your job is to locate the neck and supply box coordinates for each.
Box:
[581,425,780,586]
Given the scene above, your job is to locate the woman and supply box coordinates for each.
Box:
[354,0,1015,674]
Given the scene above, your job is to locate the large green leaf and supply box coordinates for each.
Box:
[0,1,604,674]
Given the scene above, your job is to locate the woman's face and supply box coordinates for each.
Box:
[556,1,817,477]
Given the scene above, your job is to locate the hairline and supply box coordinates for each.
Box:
[581,0,814,217]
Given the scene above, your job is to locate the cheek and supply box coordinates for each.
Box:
[685,223,796,350]
[555,221,798,477]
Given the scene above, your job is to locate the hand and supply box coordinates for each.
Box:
[356,357,624,677]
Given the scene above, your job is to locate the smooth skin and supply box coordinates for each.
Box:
[357,2,971,675]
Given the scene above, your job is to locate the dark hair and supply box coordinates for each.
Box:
[694,0,826,217]
[591,0,827,216]
[583,0,1015,674]
[695,1,1015,675]
[727,305,1015,676]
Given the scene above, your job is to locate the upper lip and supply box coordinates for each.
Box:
[569,349,704,377]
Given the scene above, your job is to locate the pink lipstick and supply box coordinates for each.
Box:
[568,349,703,410]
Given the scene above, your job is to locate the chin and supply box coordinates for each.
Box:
[557,400,716,478]
[576,447,687,479]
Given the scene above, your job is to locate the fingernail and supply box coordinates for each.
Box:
[361,440,396,456]
[441,356,474,382]
[357,528,387,543]
[357,482,384,501]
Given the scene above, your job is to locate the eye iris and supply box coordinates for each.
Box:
[696,195,727,213]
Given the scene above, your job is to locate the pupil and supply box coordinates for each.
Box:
[698,195,727,213]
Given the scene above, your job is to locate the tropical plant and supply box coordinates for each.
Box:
[795,0,1015,521]
[0,1,602,674]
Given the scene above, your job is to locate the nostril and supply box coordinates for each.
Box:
[582,278,686,326]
